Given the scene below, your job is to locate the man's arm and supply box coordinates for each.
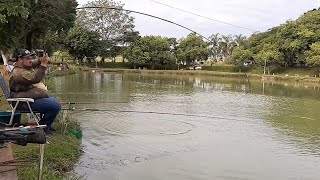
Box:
[13,66,47,85]
[12,53,49,85]
[31,59,41,68]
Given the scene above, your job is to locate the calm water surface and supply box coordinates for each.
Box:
[51,72,320,180]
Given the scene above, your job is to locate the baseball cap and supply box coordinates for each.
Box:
[16,49,36,59]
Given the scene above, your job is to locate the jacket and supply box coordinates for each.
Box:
[9,61,49,99]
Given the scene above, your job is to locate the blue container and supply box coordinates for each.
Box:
[0,112,21,126]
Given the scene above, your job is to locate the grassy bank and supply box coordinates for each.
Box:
[0,65,82,179]
[80,67,320,85]
[12,118,82,180]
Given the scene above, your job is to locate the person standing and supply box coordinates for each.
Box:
[9,49,61,134]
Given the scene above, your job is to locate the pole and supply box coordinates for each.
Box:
[38,144,45,180]
[263,58,267,75]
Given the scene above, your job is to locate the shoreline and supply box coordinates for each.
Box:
[80,67,320,86]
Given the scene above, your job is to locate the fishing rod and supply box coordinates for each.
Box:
[76,6,252,95]
[76,6,210,41]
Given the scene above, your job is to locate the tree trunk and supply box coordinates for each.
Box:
[26,32,33,50]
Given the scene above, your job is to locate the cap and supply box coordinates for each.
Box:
[16,49,36,59]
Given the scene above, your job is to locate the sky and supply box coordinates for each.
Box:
[77,0,319,39]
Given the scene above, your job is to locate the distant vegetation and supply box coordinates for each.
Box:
[230,8,320,71]
[1,1,320,73]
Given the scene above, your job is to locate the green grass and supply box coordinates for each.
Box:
[0,67,83,179]
[12,117,82,180]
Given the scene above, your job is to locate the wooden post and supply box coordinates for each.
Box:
[0,144,18,180]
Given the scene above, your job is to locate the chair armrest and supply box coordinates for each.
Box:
[7,98,35,103]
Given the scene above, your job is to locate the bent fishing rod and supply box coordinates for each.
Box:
[76,6,252,95]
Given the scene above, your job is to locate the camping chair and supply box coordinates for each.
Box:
[0,73,41,126]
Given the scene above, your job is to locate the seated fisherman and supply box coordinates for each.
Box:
[9,49,61,134]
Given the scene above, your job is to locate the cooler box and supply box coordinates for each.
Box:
[0,112,21,126]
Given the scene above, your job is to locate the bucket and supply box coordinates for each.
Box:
[0,112,21,126]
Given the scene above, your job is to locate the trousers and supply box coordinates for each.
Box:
[30,97,61,127]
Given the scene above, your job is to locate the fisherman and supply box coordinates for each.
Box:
[9,49,61,134]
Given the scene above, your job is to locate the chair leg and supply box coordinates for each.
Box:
[26,102,41,126]
[38,144,45,180]
[61,110,68,134]
[9,102,19,125]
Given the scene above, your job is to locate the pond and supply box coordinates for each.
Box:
[51,72,320,180]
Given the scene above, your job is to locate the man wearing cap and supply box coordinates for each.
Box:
[9,49,61,134]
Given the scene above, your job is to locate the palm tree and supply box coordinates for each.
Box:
[233,34,247,47]
[220,34,235,59]
[208,33,222,62]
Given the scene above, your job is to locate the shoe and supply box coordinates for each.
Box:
[44,128,53,135]
[49,126,56,132]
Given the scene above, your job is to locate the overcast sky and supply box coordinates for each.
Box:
[77,0,319,39]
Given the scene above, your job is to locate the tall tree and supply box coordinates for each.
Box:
[117,31,140,62]
[176,34,209,65]
[233,34,247,47]
[230,46,253,69]
[305,42,320,67]
[125,36,175,69]
[219,34,236,58]
[65,25,104,61]
[0,0,29,51]
[77,0,135,47]
[24,0,78,50]
[208,33,221,61]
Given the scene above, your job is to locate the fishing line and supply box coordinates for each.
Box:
[70,108,257,123]
[149,0,257,32]
[60,101,128,104]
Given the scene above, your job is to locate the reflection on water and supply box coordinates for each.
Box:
[51,72,320,180]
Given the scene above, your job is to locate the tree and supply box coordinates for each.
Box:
[208,33,221,62]
[305,42,320,67]
[230,46,253,69]
[233,34,247,47]
[254,43,284,68]
[117,31,140,62]
[24,0,78,50]
[236,8,320,68]
[0,0,29,24]
[65,25,104,61]
[219,34,236,58]
[0,0,29,51]
[125,36,175,69]
[0,0,77,52]
[176,34,209,65]
[77,0,135,46]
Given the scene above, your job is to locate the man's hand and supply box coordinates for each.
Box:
[40,53,49,67]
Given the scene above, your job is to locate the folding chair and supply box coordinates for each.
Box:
[0,73,41,126]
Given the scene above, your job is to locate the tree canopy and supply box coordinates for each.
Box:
[77,0,135,45]
[0,0,29,51]
[0,0,78,53]
[176,34,209,65]
[65,25,104,60]
[124,36,175,68]
[231,8,320,67]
